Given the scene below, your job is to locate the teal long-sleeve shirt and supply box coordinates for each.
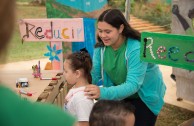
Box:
[91,38,166,115]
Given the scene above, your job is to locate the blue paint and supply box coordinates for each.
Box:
[72,18,96,58]
[56,0,107,12]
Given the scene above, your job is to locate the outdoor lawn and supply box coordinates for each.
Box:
[2,1,194,126]
[1,4,49,64]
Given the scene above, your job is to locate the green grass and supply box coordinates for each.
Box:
[156,103,194,126]
[1,5,49,64]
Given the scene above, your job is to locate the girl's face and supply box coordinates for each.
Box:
[63,59,77,85]
[97,21,123,48]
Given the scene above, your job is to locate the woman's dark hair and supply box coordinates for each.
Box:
[89,100,135,126]
[95,9,141,47]
[66,48,92,83]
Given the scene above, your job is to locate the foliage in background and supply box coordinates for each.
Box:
[0,5,49,64]
[131,0,171,30]
[18,0,171,30]
[108,0,171,30]
[107,0,125,11]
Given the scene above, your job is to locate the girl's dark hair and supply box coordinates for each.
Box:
[66,48,92,83]
[95,9,141,47]
[89,100,135,126]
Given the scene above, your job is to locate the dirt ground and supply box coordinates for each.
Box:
[156,103,194,126]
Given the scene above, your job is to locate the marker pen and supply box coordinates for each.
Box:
[19,90,32,96]
[40,77,57,80]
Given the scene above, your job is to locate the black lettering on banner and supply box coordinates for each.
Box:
[35,27,44,39]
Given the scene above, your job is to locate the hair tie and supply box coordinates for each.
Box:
[80,48,88,53]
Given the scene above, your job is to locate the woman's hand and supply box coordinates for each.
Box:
[84,85,100,99]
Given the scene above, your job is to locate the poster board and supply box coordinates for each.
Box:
[19,18,84,42]
[140,32,194,70]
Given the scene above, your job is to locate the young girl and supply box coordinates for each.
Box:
[63,48,94,126]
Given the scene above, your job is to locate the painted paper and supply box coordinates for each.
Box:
[19,18,84,42]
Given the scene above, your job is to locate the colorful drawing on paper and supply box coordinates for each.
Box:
[140,32,194,71]
[46,0,107,18]
[45,0,107,70]
[18,18,84,42]
[44,44,62,61]
[56,0,107,12]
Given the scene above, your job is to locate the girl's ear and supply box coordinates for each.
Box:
[75,70,81,78]
[119,24,124,34]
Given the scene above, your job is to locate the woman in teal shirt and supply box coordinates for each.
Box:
[85,9,166,126]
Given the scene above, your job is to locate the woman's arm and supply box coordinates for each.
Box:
[86,41,148,100]
[91,48,102,84]
[99,42,148,100]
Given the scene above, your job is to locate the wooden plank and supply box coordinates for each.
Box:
[139,29,170,33]
[60,88,64,108]
[45,75,65,103]
[130,23,160,27]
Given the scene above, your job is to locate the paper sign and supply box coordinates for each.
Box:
[140,32,194,70]
[18,18,84,42]
[51,42,63,71]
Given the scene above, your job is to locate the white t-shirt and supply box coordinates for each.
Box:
[64,86,94,121]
